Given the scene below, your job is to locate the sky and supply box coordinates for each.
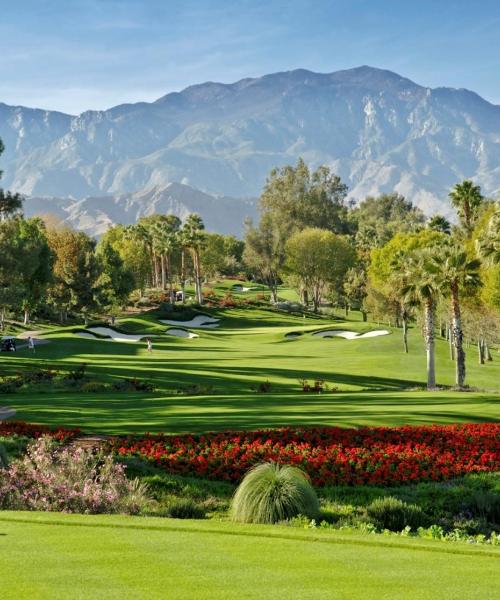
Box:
[1,0,500,115]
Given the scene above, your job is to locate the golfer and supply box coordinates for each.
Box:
[146,338,153,353]
[28,336,35,352]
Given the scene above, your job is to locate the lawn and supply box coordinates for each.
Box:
[0,512,498,600]
[1,304,499,434]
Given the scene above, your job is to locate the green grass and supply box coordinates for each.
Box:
[1,303,498,433]
[0,512,498,600]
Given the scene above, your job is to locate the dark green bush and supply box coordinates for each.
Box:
[231,462,320,524]
[367,496,425,531]
[166,498,206,519]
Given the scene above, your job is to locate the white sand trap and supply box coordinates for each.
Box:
[75,332,101,340]
[233,285,256,292]
[165,329,199,339]
[313,329,390,340]
[86,327,148,343]
[160,315,220,329]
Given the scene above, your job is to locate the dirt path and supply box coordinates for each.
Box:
[16,330,51,347]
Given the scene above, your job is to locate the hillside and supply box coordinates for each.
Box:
[2,66,500,221]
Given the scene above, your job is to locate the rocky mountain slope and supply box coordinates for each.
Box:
[23,183,257,237]
[2,65,500,227]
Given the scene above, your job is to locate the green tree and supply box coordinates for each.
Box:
[285,228,355,313]
[449,180,484,234]
[0,137,23,221]
[243,215,282,303]
[95,240,134,313]
[352,193,425,257]
[428,245,481,388]
[182,214,205,305]
[402,252,440,390]
[428,214,451,235]
[369,230,445,353]
[343,267,368,321]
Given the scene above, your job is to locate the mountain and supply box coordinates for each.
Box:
[23,183,257,237]
[2,65,500,224]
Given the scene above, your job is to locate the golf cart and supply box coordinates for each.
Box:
[0,336,17,352]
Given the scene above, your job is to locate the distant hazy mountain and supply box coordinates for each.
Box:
[2,65,500,225]
[24,183,257,237]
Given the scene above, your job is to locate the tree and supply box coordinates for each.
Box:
[402,252,440,390]
[369,230,446,353]
[46,227,99,324]
[449,180,484,234]
[476,201,500,265]
[0,137,24,221]
[95,240,134,313]
[100,225,150,295]
[0,218,24,328]
[352,193,425,258]
[260,159,350,235]
[429,245,481,388]
[343,267,368,321]
[285,228,355,313]
[182,214,205,305]
[428,215,451,235]
[152,215,181,301]
[201,233,244,279]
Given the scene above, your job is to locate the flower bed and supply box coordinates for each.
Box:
[0,421,79,443]
[111,424,500,486]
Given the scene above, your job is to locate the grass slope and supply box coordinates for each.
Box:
[1,512,498,600]
[1,305,499,433]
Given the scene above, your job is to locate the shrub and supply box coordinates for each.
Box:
[65,363,87,382]
[112,378,155,392]
[467,491,500,524]
[0,436,149,514]
[367,496,425,531]
[80,381,108,393]
[231,462,320,524]
[256,380,272,393]
[166,498,206,519]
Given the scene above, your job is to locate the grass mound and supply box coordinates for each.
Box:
[231,462,320,524]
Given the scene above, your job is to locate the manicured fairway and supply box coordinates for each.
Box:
[2,306,499,433]
[0,512,498,600]
[5,389,499,434]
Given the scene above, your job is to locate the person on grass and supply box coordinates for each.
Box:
[27,336,35,353]
[146,338,152,353]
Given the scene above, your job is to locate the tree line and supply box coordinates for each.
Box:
[1,138,498,389]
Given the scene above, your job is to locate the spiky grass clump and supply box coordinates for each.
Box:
[231,462,320,524]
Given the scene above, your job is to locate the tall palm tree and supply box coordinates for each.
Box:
[182,214,205,305]
[429,245,481,388]
[153,215,181,301]
[402,252,440,390]
[449,180,483,234]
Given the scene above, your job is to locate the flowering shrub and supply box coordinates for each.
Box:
[0,436,149,514]
[0,421,79,442]
[110,424,500,487]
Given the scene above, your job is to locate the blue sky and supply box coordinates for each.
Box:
[1,0,500,114]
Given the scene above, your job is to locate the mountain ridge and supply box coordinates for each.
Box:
[1,65,500,223]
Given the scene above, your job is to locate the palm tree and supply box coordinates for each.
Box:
[402,252,440,390]
[429,245,481,389]
[449,180,483,234]
[182,214,205,305]
[153,215,181,301]
[428,214,451,235]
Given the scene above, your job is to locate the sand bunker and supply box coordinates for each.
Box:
[0,406,16,420]
[85,327,148,342]
[165,329,199,339]
[160,315,220,328]
[285,332,302,339]
[313,329,390,340]
[233,285,257,292]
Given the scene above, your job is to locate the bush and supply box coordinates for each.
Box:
[0,436,149,514]
[367,496,425,531]
[166,498,206,519]
[64,363,87,382]
[231,462,320,524]
[112,378,155,392]
[80,381,108,393]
